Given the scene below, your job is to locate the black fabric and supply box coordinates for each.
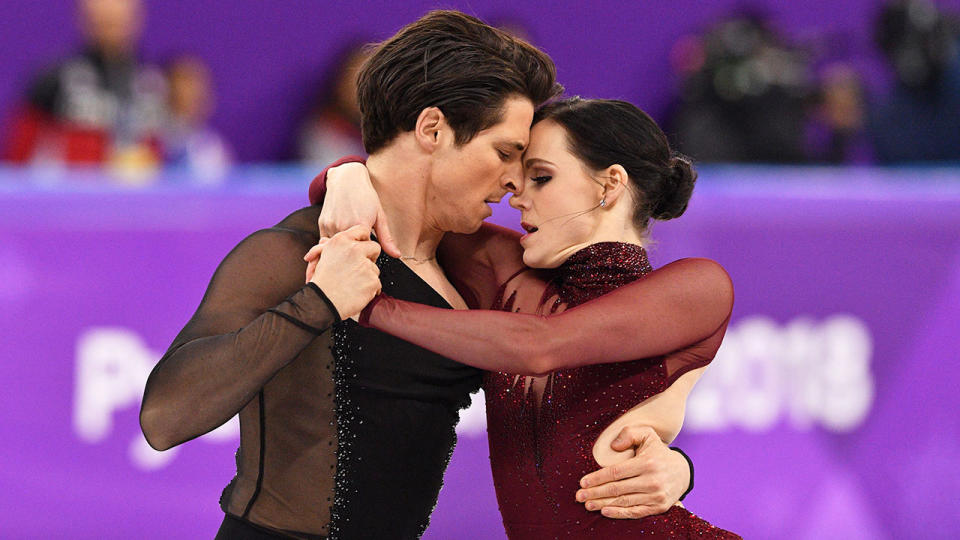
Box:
[141,205,481,539]
[329,253,482,539]
[670,446,695,501]
[215,513,326,540]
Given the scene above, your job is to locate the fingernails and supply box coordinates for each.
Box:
[585,502,597,511]
[612,436,624,445]
[580,478,590,488]
[576,491,586,502]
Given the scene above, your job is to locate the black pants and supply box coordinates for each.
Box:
[214,514,327,540]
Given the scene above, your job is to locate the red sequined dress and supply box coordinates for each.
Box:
[361,241,739,538]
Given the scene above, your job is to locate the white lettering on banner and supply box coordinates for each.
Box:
[684,315,874,433]
[454,315,875,436]
[75,316,872,461]
[73,328,239,471]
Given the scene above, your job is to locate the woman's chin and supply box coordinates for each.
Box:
[522,249,559,270]
[521,250,543,269]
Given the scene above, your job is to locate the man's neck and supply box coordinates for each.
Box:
[366,144,444,261]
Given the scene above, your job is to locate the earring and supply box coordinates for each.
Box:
[600,199,607,208]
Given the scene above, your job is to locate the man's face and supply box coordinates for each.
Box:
[427,96,534,234]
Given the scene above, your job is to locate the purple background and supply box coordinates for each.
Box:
[3,0,960,161]
[2,164,959,538]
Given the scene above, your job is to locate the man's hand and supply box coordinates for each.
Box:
[576,426,690,519]
[320,162,400,258]
[308,225,382,320]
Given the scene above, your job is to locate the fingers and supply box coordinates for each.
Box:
[340,223,374,241]
[610,425,658,452]
[580,458,638,489]
[303,239,328,262]
[358,240,382,263]
[583,493,670,516]
[305,257,318,283]
[373,207,401,259]
[600,504,670,520]
[577,473,657,502]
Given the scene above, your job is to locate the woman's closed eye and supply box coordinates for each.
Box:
[530,175,552,185]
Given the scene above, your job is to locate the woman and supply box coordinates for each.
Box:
[309,98,737,538]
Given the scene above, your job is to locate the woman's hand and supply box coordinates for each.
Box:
[307,225,382,320]
[320,162,400,257]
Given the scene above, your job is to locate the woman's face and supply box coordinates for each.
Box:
[509,120,608,268]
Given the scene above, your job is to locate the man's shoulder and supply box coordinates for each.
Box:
[232,206,320,261]
[265,205,323,243]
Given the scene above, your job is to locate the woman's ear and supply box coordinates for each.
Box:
[599,164,629,207]
[414,107,444,153]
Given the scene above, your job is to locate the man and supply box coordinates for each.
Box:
[141,11,689,539]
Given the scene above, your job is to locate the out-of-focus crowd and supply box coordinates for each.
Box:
[2,0,231,182]
[668,0,960,164]
[2,0,959,182]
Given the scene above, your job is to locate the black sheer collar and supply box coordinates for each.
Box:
[544,242,652,310]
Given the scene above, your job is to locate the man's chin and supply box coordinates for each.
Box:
[463,220,486,234]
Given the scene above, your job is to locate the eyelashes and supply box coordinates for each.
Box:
[530,175,552,185]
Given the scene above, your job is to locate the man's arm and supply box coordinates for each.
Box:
[140,225,380,450]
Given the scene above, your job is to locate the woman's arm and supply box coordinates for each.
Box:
[360,257,733,376]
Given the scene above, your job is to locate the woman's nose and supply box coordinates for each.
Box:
[509,192,528,210]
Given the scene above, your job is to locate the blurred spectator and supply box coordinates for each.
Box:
[298,44,369,166]
[667,14,815,163]
[869,0,960,163]
[162,55,231,181]
[807,64,873,164]
[3,0,166,172]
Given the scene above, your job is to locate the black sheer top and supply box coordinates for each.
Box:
[140,205,481,539]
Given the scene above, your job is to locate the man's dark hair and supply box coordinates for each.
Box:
[357,10,562,154]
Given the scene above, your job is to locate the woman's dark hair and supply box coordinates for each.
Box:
[358,10,562,154]
[532,97,697,229]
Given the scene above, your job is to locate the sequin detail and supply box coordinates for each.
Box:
[330,253,480,538]
[485,242,738,538]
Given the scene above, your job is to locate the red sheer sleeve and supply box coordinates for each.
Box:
[307,155,366,205]
[360,257,733,377]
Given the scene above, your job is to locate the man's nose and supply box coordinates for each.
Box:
[501,162,524,195]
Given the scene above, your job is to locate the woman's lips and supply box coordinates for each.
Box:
[520,221,539,242]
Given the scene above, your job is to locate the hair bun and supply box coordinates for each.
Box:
[652,155,697,220]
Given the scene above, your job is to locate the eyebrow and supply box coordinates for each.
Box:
[523,157,555,168]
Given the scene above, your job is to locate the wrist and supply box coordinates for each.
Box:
[358,294,387,327]
[306,282,342,324]
[308,155,366,206]
[669,446,694,501]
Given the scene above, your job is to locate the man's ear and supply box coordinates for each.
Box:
[599,164,630,207]
[414,107,445,153]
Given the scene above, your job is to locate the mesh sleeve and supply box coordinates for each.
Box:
[139,228,337,450]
